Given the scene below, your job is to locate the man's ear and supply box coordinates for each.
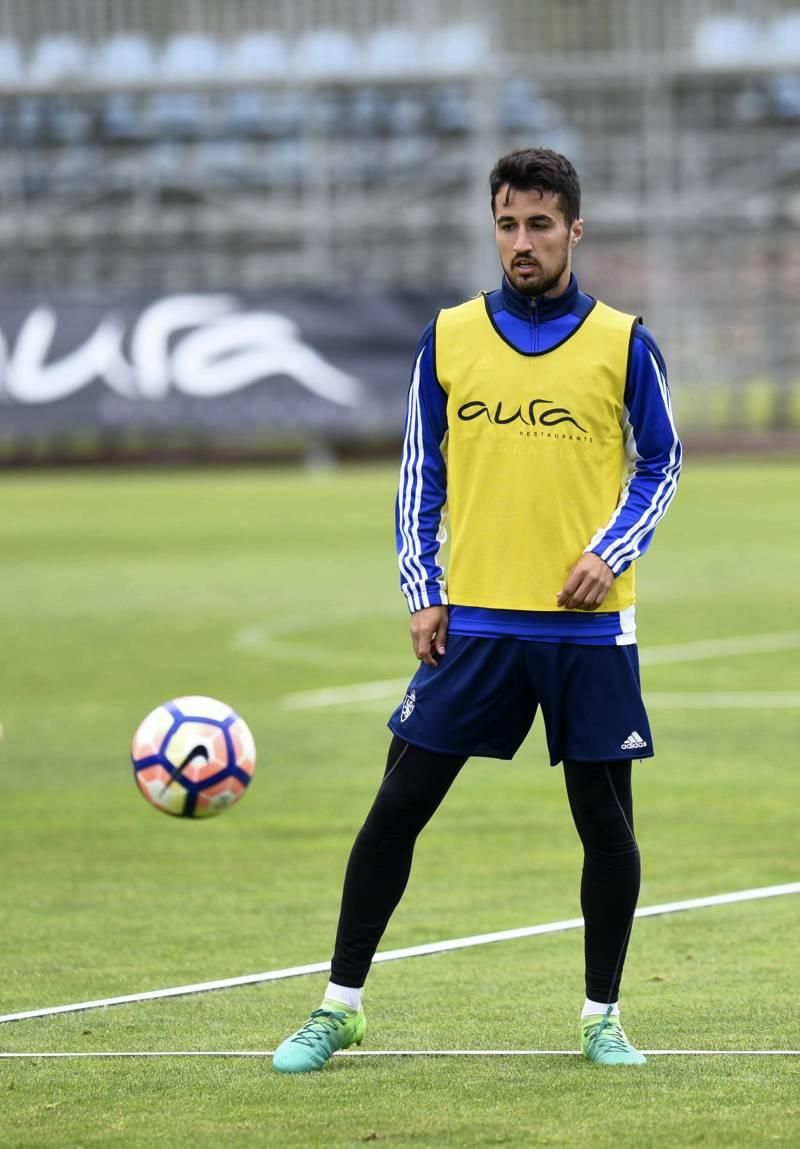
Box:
[571,218,584,247]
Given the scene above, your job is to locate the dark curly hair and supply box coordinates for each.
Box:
[490,147,581,226]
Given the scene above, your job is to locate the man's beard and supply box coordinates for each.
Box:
[508,246,570,297]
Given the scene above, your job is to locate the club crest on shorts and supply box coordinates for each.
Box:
[400,688,416,723]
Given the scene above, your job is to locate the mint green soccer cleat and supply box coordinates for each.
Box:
[272,1001,367,1073]
[581,1009,647,1065]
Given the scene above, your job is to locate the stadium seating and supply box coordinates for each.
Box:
[265,138,311,186]
[221,89,270,137]
[364,26,421,75]
[145,91,212,139]
[258,90,307,137]
[0,39,24,85]
[46,96,93,145]
[0,20,585,191]
[194,139,251,186]
[765,14,800,63]
[385,93,425,136]
[49,143,98,194]
[226,32,290,79]
[424,24,489,72]
[768,74,800,121]
[158,34,221,80]
[306,91,346,134]
[292,29,359,77]
[148,139,183,183]
[0,19,586,189]
[28,36,87,85]
[497,77,557,132]
[350,86,386,135]
[385,135,437,177]
[14,98,44,145]
[693,16,764,64]
[431,85,473,134]
[95,34,157,83]
[102,92,148,142]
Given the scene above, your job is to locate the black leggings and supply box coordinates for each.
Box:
[331,736,640,1003]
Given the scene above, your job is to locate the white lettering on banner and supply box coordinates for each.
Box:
[128,295,238,400]
[0,295,363,407]
[5,307,131,404]
[171,313,362,404]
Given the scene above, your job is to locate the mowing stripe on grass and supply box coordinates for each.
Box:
[294,691,800,713]
[647,691,800,709]
[283,676,408,709]
[1,1050,799,1059]
[1,882,798,1026]
[281,629,800,709]
[639,629,800,665]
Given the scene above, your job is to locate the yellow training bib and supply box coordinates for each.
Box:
[435,295,636,612]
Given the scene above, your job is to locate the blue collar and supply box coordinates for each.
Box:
[499,272,580,321]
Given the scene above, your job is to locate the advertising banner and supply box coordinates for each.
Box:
[0,290,457,456]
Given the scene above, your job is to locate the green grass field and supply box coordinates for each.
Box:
[1,460,799,1148]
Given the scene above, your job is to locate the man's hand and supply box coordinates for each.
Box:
[557,553,614,611]
[410,605,449,667]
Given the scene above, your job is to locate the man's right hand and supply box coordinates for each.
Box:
[410,605,449,667]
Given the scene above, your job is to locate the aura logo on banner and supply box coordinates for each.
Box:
[0,295,363,406]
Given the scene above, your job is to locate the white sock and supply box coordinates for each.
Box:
[581,998,620,1019]
[323,982,362,1011]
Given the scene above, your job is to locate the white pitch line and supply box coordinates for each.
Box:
[1,882,798,1026]
[1,1050,799,1059]
[341,1049,800,1057]
[281,630,800,710]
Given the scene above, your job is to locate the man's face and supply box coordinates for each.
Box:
[493,184,583,297]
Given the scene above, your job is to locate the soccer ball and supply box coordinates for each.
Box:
[131,696,256,818]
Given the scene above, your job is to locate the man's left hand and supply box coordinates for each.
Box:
[557,553,614,611]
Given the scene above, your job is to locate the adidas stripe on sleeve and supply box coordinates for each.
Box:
[395,321,449,612]
[587,325,682,576]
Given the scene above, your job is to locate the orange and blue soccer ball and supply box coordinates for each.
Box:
[131,696,256,818]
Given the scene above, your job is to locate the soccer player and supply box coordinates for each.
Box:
[273,147,681,1072]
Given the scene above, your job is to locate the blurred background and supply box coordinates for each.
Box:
[0,0,799,462]
[1,12,799,1134]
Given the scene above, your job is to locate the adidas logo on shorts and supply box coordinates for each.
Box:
[620,730,647,750]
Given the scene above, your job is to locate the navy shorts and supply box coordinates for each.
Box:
[387,635,653,766]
